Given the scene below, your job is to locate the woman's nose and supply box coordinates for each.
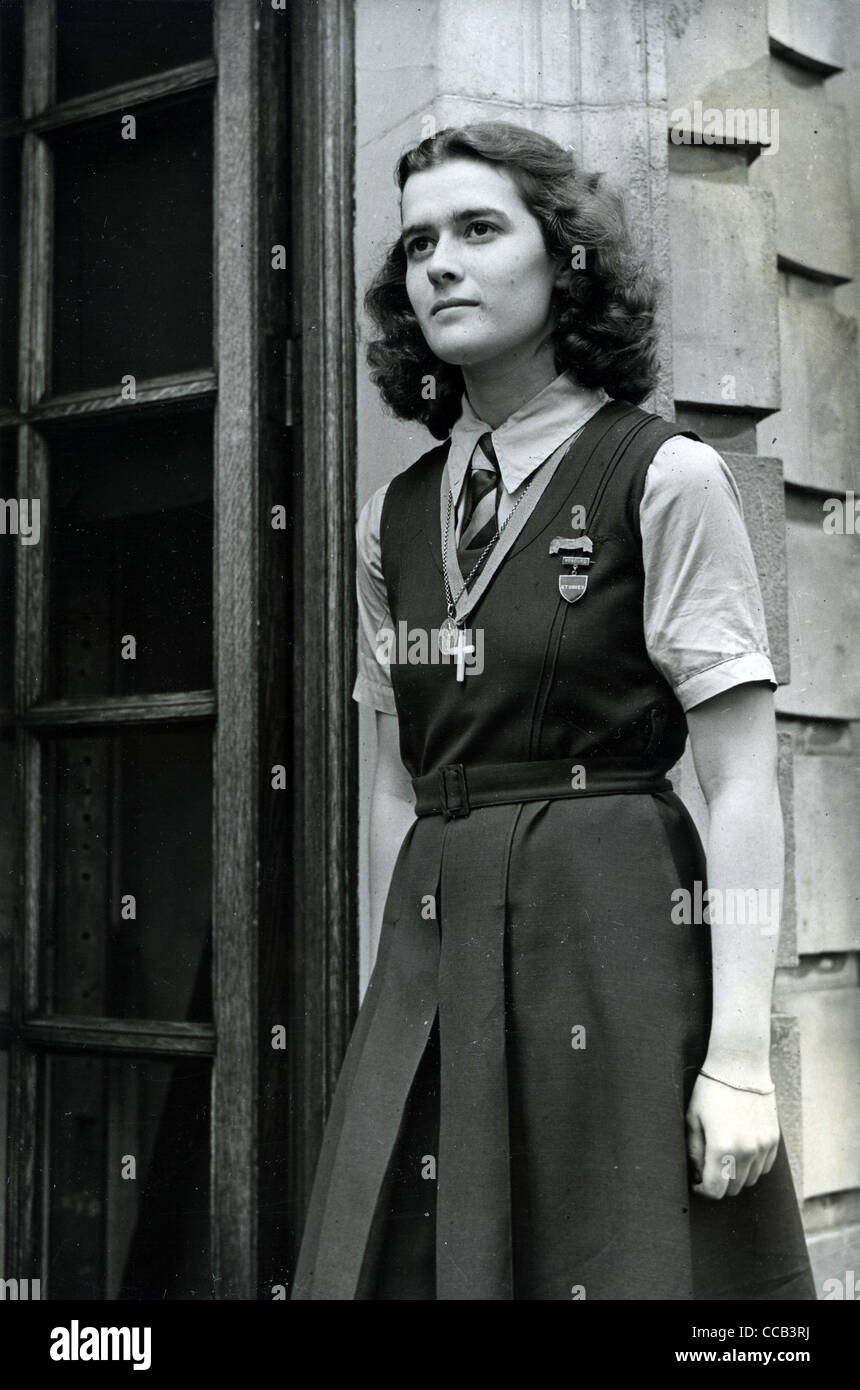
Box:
[426,236,463,284]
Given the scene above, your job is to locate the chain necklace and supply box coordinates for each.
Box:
[438,473,537,655]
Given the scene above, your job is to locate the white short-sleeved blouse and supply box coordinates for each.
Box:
[353,373,776,716]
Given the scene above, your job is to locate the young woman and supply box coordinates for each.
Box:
[292,122,816,1301]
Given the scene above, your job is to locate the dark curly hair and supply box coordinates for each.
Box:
[364,122,660,440]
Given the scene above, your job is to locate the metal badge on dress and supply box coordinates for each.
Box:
[549,534,593,603]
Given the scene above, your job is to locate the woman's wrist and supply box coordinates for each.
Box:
[702,1036,773,1090]
[698,1067,775,1096]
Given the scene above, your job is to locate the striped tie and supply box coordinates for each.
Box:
[457,432,500,577]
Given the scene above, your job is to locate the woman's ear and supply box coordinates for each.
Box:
[552,257,572,291]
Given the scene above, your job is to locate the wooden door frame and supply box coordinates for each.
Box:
[212,0,358,1295]
[285,0,359,1287]
[211,0,261,1300]
[0,0,357,1299]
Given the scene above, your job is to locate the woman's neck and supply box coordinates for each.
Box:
[462,346,561,429]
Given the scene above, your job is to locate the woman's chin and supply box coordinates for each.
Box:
[426,335,502,369]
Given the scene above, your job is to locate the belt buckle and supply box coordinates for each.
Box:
[438,764,470,819]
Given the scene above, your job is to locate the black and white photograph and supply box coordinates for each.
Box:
[0,0,858,1357]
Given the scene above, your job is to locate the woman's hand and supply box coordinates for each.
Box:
[686,1073,780,1200]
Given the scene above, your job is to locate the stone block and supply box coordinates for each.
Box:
[768,0,846,74]
[669,179,780,411]
[576,0,653,106]
[749,58,853,282]
[667,141,753,184]
[780,985,860,1198]
[792,740,860,954]
[356,0,438,146]
[776,513,860,720]
[756,280,860,493]
[436,0,654,108]
[667,0,771,143]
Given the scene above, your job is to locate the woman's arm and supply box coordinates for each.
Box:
[683,680,783,1200]
[367,710,417,977]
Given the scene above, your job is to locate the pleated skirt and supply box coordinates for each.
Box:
[292,788,816,1301]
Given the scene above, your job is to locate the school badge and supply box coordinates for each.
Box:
[549,534,593,603]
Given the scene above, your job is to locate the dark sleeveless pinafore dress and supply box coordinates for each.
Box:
[292,400,816,1301]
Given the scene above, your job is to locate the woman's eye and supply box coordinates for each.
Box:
[405,236,433,259]
[466,221,496,239]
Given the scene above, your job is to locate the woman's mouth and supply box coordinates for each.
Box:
[431,299,479,315]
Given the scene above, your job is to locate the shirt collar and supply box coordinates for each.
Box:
[448,372,609,506]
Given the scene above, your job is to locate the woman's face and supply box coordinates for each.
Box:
[401,157,562,371]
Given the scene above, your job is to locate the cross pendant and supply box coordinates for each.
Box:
[453,629,475,682]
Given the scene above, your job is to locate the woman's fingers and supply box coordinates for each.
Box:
[744,1152,768,1189]
[761,1139,780,1177]
[686,1077,781,1200]
[692,1141,735,1200]
[695,1133,780,1199]
[726,1153,754,1198]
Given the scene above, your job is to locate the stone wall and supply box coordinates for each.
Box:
[665,0,860,1291]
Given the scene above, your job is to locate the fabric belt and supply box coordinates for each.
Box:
[413,758,672,819]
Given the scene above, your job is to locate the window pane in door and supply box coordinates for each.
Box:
[42,726,212,1022]
[56,0,213,104]
[47,411,213,698]
[0,139,21,412]
[44,1052,211,1299]
[52,92,213,395]
[0,0,22,118]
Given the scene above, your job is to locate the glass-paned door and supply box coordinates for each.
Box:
[0,0,296,1299]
